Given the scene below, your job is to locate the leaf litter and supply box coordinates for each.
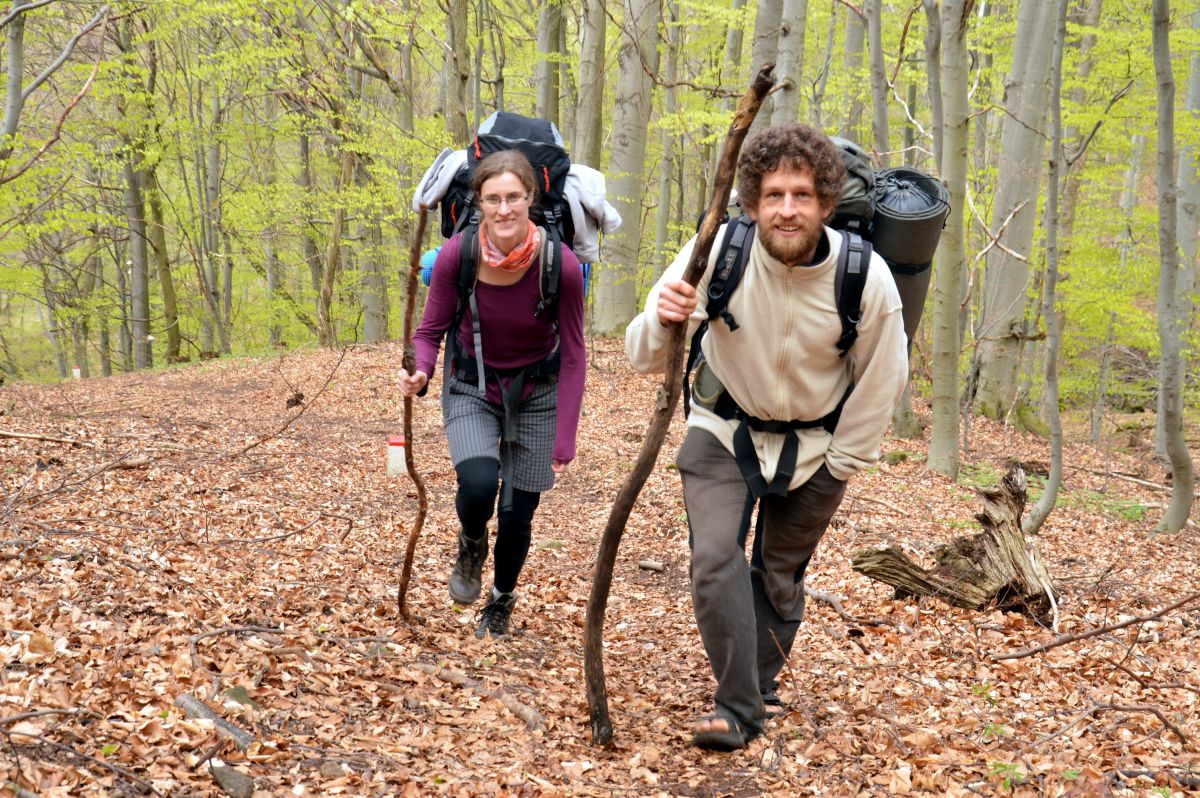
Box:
[0,339,1197,796]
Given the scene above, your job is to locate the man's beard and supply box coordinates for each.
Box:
[758,221,824,265]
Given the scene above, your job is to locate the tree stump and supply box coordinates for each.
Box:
[851,465,1055,623]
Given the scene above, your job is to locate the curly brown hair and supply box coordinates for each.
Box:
[736,123,844,215]
[470,150,539,205]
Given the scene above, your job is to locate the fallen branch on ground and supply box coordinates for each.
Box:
[413,662,544,731]
[1092,702,1187,742]
[174,694,257,753]
[994,590,1200,661]
[0,430,94,447]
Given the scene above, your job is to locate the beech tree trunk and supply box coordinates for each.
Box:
[865,0,888,165]
[1023,0,1069,536]
[593,0,659,336]
[574,0,606,169]
[770,0,807,125]
[927,0,969,479]
[1151,0,1196,534]
[971,1,1058,423]
[535,0,561,127]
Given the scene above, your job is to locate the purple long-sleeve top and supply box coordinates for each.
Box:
[412,231,586,465]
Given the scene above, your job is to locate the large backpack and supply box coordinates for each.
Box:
[684,137,950,421]
[438,112,573,395]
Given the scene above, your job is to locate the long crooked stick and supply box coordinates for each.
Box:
[584,65,777,746]
[396,206,431,618]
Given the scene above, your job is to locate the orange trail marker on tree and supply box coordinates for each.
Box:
[583,64,777,746]
[396,205,430,619]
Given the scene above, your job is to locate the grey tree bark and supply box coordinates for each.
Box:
[1158,10,1200,459]
[574,0,606,169]
[445,0,469,144]
[116,19,151,370]
[865,0,888,165]
[0,3,109,176]
[1023,0,1069,536]
[747,0,781,136]
[839,5,865,138]
[921,0,942,170]
[653,3,679,277]
[535,0,562,127]
[927,0,970,479]
[770,0,808,125]
[811,0,838,129]
[593,0,659,336]
[708,0,746,183]
[1151,0,1196,534]
[970,1,1058,423]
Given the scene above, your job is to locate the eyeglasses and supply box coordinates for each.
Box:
[481,193,529,208]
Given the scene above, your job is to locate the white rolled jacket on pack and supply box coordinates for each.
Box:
[411,147,622,263]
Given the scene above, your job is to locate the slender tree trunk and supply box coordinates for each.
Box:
[1160,10,1200,458]
[771,0,808,125]
[971,0,1058,422]
[593,0,659,336]
[840,6,866,138]
[747,0,781,136]
[1024,0,1069,536]
[865,0,889,165]
[535,0,562,127]
[445,0,469,143]
[299,134,322,296]
[574,0,607,168]
[653,3,679,279]
[145,167,180,362]
[1151,0,1196,534]
[928,0,970,479]
[922,0,943,172]
[812,0,837,129]
[1090,311,1116,446]
[317,151,355,348]
[1059,0,1103,245]
[709,0,747,182]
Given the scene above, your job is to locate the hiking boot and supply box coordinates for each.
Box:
[475,591,516,639]
[448,533,487,605]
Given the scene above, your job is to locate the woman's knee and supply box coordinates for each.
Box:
[455,457,500,508]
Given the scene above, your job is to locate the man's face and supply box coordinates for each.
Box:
[746,165,832,265]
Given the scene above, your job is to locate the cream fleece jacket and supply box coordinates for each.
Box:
[626,225,908,487]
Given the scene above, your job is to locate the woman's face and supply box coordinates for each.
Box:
[479,171,532,253]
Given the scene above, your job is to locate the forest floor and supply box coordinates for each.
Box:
[1,339,1198,797]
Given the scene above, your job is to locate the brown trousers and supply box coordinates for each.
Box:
[676,428,847,735]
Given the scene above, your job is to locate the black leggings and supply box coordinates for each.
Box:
[455,457,542,594]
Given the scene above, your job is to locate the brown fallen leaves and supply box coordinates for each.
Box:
[1,339,1198,796]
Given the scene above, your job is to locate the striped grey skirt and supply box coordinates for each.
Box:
[441,374,558,493]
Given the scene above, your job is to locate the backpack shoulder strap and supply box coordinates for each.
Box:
[455,220,487,394]
[706,215,756,331]
[684,216,754,417]
[834,231,871,357]
[536,222,562,320]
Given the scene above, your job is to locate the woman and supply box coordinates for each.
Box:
[399,150,586,639]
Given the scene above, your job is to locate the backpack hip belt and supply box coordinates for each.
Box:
[706,384,852,499]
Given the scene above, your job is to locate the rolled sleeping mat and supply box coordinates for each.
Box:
[871,168,950,343]
[871,167,950,270]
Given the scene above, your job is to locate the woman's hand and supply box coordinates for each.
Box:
[655,279,697,325]
[552,459,569,475]
[398,368,429,398]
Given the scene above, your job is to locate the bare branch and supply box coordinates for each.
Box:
[995,591,1200,660]
[21,5,110,102]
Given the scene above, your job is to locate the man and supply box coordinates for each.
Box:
[626,123,907,750]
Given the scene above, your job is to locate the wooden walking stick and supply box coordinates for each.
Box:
[583,65,777,746]
[396,205,431,618]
